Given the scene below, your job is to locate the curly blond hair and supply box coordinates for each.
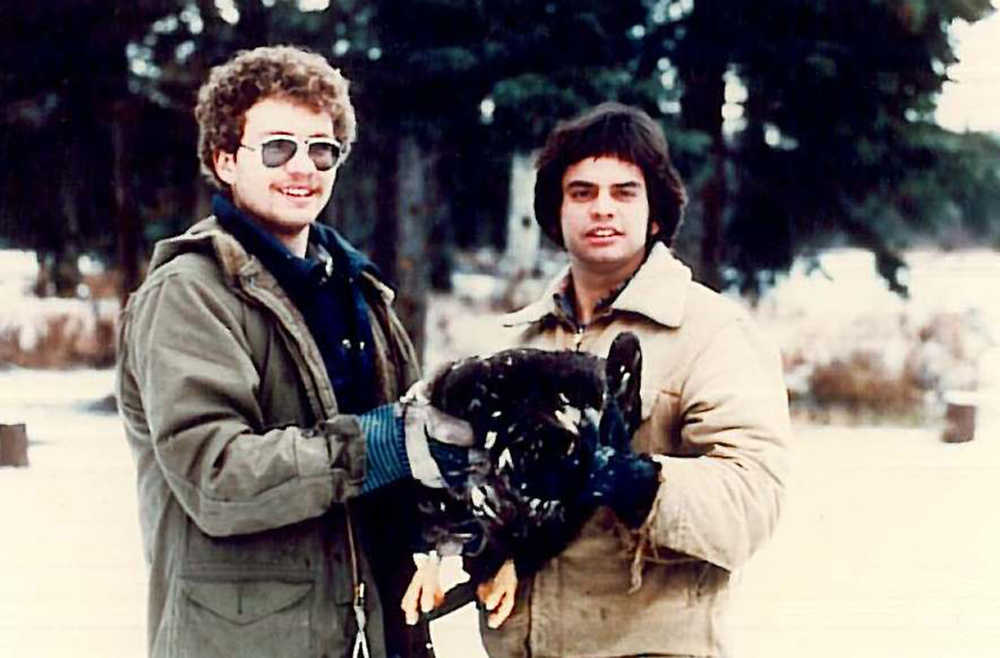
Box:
[194,45,357,188]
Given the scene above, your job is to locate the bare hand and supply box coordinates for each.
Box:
[476,559,517,629]
[401,552,470,625]
[402,553,444,625]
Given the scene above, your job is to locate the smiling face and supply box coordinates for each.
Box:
[214,97,339,251]
[559,156,656,281]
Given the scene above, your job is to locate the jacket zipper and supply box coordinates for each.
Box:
[572,324,585,351]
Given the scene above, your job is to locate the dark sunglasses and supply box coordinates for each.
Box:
[240,135,346,171]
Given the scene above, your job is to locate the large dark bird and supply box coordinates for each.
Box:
[417,331,643,603]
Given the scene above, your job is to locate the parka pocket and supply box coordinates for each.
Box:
[177,579,314,657]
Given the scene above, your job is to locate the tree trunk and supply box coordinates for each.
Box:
[677,0,730,291]
[701,139,726,292]
[372,134,433,365]
[112,100,141,306]
[0,424,29,467]
[504,150,540,275]
[680,57,727,291]
[942,392,977,443]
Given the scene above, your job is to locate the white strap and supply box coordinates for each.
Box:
[351,583,370,658]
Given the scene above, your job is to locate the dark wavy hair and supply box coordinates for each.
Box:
[534,102,687,248]
[194,45,356,189]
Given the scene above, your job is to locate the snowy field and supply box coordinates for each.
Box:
[3,368,1000,657]
[3,246,1000,656]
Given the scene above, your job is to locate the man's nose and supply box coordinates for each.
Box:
[284,143,314,173]
[590,189,614,216]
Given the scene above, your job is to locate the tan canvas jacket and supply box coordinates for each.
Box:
[115,217,420,657]
[481,243,792,658]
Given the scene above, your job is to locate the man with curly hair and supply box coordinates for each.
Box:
[116,45,474,658]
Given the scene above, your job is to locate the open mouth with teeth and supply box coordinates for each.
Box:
[277,186,315,199]
[585,227,622,238]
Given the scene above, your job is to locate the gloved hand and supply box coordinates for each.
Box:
[401,379,480,491]
[357,380,475,494]
[576,391,661,529]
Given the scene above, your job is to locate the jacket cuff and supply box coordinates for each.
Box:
[358,403,409,492]
[314,415,368,499]
[628,463,668,593]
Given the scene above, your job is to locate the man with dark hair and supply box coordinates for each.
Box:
[115,45,473,658]
[468,102,793,656]
[532,102,687,252]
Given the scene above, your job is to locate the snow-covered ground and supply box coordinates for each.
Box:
[728,416,1000,657]
[0,369,145,657]
[3,368,1000,657]
[3,246,1000,656]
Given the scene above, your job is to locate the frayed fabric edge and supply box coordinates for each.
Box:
[627,458,669,594]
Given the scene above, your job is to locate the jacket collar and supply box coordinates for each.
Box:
[148,216,250,279]
[501,243,690,329]
[212,194,387,290]
[147,206,396,304]
[213,194,325,292]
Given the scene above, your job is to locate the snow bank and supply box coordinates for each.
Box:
[0,249,119,368]
[756,248,998,420]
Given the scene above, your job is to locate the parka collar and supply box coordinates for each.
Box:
[147,213,396,304]
[212,194,325,292]
[212,194,390,294]
[501,243,691,329]
[147,216,251,279]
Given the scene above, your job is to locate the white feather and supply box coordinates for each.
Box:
[498,448,513,471]
[554,405,582,433]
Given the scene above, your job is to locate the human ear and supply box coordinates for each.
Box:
[649,219,660,235]
[214,150,237,186]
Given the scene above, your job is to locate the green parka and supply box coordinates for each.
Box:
[115,217,420,657]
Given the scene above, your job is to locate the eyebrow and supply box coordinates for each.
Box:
[260,130,334,138]
[611,181,643,190]
[564,180,643,189]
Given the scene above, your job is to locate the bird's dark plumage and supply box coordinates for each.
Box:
[417,332,643,591]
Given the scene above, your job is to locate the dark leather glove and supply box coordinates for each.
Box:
[575,332,662,528]
[575,396,661,528]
